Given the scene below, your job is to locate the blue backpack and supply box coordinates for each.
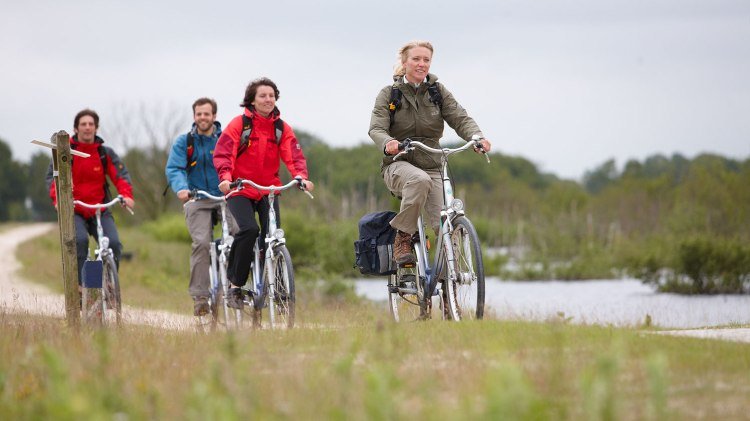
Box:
[354,211,398,276]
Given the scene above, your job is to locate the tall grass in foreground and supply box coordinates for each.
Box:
[2,309,749,420]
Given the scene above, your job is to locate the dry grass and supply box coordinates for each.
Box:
[1,307,749,420]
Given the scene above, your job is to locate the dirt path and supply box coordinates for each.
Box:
[0,223,196,331]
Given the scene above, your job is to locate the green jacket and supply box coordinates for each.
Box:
[368,73,483,171]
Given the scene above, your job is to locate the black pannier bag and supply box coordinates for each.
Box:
[354,211,398,275]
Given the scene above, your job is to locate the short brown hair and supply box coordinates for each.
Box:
[192,97,217,114]
[74,109,100,129]
[241,77,280,109]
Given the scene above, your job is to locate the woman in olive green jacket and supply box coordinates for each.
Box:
[368,40,492,265]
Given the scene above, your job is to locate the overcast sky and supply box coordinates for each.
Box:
[1,0,748,180]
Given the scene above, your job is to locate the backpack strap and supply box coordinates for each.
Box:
[97,145,113,203]
[427,82,443,109]
[238,114,285,157]
[388,81,442,127]
[185,132,196,173]
[388,84,402,127]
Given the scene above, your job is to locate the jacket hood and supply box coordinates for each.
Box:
[189,121,222,137]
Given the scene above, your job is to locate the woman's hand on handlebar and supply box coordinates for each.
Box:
[384,139,401,155]
[218,180,232,194]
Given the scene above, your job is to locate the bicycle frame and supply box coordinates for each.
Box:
[229,177,312,327]
[74,195,132,264]
[393,137,489,308]
[189,190,234,325]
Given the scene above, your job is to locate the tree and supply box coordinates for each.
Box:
[0,138,28,221]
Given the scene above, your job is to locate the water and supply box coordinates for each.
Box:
[354,278,750,328]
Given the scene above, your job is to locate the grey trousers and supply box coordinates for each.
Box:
[383,161,443,235]
[184,199,238,298]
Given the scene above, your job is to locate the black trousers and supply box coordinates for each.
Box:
[226,195,280,287]
[75,211,122,285]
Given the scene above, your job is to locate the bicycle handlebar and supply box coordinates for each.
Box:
[227,177,314,199]
[73,195,134,215]
[188,189,225,202]
[394,135,490,163]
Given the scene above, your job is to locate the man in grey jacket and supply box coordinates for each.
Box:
[369,41,492,265]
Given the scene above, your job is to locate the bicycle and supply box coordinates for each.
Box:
[387,136,489,322]
[74,195,133,326]
[227,176,313,329]
[186,189,236,331]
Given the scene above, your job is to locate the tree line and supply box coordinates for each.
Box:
[2,131,748,293]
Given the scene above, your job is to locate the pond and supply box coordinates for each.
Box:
[354,278,750,328]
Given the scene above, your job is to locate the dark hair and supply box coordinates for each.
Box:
[241,77,280,108]
[74,109,99,129]
[192,97,217,114]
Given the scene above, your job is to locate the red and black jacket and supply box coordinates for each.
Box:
[46,135,134,219]
[213,108,308,201]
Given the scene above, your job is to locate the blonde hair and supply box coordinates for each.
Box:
[393,40,434,77]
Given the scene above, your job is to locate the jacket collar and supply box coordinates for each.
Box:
[244,106,281,121]
[71,134,105,146]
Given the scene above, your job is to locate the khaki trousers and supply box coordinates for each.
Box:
[184,199,238,298]
[383,161,443,235]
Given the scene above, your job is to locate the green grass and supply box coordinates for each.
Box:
[1,310,749,419]
[10,223,750,419]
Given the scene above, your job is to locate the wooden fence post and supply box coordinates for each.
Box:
[53,131,80,327]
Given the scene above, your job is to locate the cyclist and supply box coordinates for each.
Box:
[368,40,492,266]
[165,97,238,316]
[45,108,136,287]
[214,77,314,309]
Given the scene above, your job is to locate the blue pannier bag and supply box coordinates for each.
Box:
[354,211,398,276]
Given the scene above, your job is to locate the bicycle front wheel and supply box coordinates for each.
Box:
[444,216,485,320]
[269,245,295,329]
[103,254,122,325]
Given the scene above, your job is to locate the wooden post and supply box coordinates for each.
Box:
[53,130,80,327]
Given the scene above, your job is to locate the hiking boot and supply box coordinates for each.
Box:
[393,230,416,266]
[226,287,244,309]
[193,296,210,316]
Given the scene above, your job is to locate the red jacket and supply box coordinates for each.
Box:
[48,136,134,219]
[213,108,309,201]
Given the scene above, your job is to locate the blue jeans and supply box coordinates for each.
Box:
[75,211,122,285]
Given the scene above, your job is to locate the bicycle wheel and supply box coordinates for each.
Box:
[268,245,295,329]
[443,216,485,320]
[103,254,122,325]
[208,246,224,329]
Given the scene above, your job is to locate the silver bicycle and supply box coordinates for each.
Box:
[74,195,133,326]
[228,177,313,329]
[187,190,236,330]
[388,136,489,322]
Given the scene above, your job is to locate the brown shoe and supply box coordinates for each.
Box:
[393,230,416,266]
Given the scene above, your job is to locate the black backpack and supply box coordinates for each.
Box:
[354,211,398,276]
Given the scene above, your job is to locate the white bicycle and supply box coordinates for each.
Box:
[388,136,488,321]
[74,195,133,326]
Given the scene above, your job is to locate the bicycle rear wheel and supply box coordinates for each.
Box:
[268,245,295,329]
[103,254,122,325]
[443,216,485,320]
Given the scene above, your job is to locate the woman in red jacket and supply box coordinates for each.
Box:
[214,77,314,309]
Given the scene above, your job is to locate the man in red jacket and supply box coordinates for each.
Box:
[214,77,313,309]
[46,109,136,286]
